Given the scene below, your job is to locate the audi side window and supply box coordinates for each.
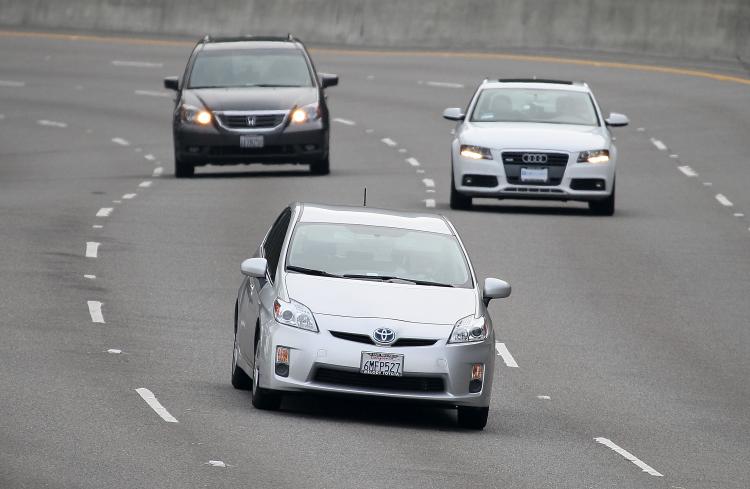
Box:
[263,208,292,282]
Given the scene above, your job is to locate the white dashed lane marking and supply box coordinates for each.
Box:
[92,224,103,229]
[406,157,420,167]
[207,461,227,468]
[107,349,122,354]
[144,154,155,161]
[122,193,137,200]
[669,154,679,159]
[112,60,163,68]
[495,342,519,368]
[650,138,668,151]
[139,181,152,188]
[594,437,663,477]
[419,80,465,88]
[422,178,435,188]
[333,118,356,126]
[96,207,113,217]
[0,80,25,87]
[537,395,551,400]
[733,213,744,217]
[84,274,96,280]
[135,388,179,423]
[134,89,171,98]
[152,167,163,177]
[85,241,100,258]
[424,199,435,208]
[677,166,698,177]
[111,137,130,146]
[381,138,397,147]
[37,119,67,128]
[715,194,733,207]
[87,301,105,324]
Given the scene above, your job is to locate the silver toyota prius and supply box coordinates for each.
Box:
[231,203,511,429]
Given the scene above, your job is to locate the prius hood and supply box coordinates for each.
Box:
[284,273,477,325]
[185,86,318,112]
[462,122,609,152]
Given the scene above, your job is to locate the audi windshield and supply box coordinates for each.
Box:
[471,88,599,126]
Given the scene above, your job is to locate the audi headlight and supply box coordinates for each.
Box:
[448,315,488,344]
[180,104,212,125]
[577,149,610,164]
[273,298,318,332]
[460,145,493,160]
[290,103,320,125]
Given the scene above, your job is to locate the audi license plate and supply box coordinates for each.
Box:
[360,352,403,376]
[520,167,548,183]
[240,135,264,148]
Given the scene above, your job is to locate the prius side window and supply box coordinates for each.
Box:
[263,208,292,281]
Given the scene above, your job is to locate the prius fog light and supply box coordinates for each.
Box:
[469,363,484,393]
[275,346,290,377]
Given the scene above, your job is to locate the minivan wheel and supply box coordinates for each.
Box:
[251,337,282,410]
[174,156,194,178]
[457,406,489,430]
[310,156,330,175]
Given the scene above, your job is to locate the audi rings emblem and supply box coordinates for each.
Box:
[247,116,257,127]
[372,327,396,345]
[522,153,548,164]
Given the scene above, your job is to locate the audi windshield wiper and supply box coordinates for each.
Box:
[342,274,454,287]
[286,265,340,277]
[250,84,305,87]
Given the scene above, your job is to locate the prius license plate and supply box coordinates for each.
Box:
[240,135,264,148]
[360,352,403,376]
[520,167,548,183]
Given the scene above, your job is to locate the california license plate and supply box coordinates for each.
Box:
[240,135,264,148]
[520,167,548,182]
[360,352,403,376]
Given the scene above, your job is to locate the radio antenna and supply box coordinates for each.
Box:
[363,187,367,207]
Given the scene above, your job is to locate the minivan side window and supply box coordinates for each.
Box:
[263,208,292,281]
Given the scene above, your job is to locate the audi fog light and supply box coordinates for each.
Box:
[577,149,610,164]
[273,298,318,332]
[449,315,488,344]
[460,145,493,160]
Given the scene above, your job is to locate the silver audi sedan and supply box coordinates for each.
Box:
[232,203,511,429]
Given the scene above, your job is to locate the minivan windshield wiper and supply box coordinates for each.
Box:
[342,274,454,287]
[286,265,340,278]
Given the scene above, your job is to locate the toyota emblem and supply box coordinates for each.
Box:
[247,116,257,127]
[372,327,396,345]
[521,153,548,164]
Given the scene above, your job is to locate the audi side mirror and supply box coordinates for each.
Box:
[443,107,465,121]
[605,112,629,127]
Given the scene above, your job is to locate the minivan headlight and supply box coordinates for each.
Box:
[273,298,318,332]
[290,103,320,125]
[448,315,488,343]
[180,104,212,125]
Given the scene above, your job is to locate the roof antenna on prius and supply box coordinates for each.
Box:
[363,187,367,207]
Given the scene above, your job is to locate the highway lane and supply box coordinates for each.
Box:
[0,31,748,489]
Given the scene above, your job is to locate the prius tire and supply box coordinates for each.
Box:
[450,173,472,210]
[174,156,194,178]
[310,156,330,175]
[589,179,615,216]
[457,406,489,430]
[231,314,252,390]
[251,338,282,410]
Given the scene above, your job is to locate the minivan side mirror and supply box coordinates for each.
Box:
[483,277,511,305]
[240,257,268,278]
[319,73,339,89]
[163,76,179,91]
[443,107,465,121]
[605,112,629,127]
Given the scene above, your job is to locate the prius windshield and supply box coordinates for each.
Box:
[188,49,313,88]
[471,88,599,126]
[286,223,473,288]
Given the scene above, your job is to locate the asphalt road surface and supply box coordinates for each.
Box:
[1,30,748,489]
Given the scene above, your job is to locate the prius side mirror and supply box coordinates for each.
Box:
[483,278,511,306]
[241,258,268,278]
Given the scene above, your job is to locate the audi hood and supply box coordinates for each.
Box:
[460,122,610,152]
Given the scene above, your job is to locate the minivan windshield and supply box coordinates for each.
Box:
[188,49,313,88]
[286,223,473,288]
[471,88,599,126]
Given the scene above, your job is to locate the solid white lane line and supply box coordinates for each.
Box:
[107,349,122,354]
[85,241,100,258]
[333,117,356,126]
[112,60,163,68]
[381,138,397,147]
[87,301,105,324]
[677,165,698,177]
[96,207,113,217]
[135,388,178,423]
[139,181,152,188]
[422,178,435,188]
[144,153,155,161]
[425,80,465,88]
[152,167,163,177]
[0,80,25,87]
[594,437,663,477]
[406,157,420,167]
[111,137,130,146]
[84,274,96,280]
[424,199,436,208]
[650,138,668,151]
[715,194,733,207]
[122,193,137,199]
[37,119,68,128]
[495,342,519,368]
[134,89,171,98]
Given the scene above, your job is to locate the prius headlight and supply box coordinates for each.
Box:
[448,315,488,343]
[180,104,212,125]
[460,145,493,160]
[577,149,610,164]
[273,298,318,332]
[290,103,320,125]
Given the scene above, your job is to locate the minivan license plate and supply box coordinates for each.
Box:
[360,352,403,376]
[520,167,548,182]
[240,135,264,148]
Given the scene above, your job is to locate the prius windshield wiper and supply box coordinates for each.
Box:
[342,274,454,288]
[286,265,340,278]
